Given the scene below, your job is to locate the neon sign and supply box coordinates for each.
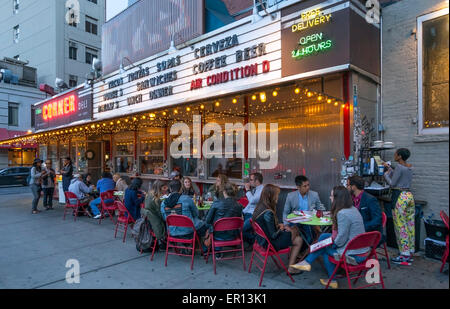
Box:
[292,32,332,59]
[42,94,76,121]
[292,9,332,33]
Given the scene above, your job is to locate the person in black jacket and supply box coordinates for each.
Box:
[205,182,243,241]
[347,176,382,235]
[252,184,304,275]
[124,177,146,221]
[60,157,73,192]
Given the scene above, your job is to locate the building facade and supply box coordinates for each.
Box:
[0,58,45,168]
[382,0,449,217]
[0,0,105,88]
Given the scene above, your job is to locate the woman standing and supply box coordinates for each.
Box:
[383,148,415,265]
[42,159,56,210]
[142,180,169,247]
[30,158,46,214]
[290,186,368,289]
[60,157,73,192]
[252,184,304,275]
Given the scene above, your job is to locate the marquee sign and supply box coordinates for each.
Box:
[34,87,92,130]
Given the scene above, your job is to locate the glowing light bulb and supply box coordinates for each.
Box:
[215,101,220,107]
[260,92,267,103]
[252,95,257,101]
[232,98,237,104]
[318,96,322,101]
[272,91,278,97]
[295,88,300,94]
[307,92,313,97]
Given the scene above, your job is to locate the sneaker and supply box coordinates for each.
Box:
[93,214,102,219]
[289,260,311,272]
[320,278,338,289]
[391,255,412,265]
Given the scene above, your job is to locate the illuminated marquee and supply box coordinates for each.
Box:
[292,9,332,33]
[42,94,76,121]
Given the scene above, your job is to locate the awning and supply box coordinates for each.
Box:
[0,129,37,149]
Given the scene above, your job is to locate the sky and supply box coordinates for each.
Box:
[106,0,128,21]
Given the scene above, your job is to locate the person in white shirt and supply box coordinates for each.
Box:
[242,172,264,245]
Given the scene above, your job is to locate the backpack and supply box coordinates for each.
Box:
[131,217,154,252]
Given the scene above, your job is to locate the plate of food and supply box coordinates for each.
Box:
[293,210,312,218]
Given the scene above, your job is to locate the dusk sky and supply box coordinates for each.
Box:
[106,0,128,21]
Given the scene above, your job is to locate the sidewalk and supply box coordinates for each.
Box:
[0,189,448,289]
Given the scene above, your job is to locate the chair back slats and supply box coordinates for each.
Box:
[166,214,195,229]
[214,217,243,232]
[251,219,271,244]
[64,192,79,206]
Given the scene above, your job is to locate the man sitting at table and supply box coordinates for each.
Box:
[347,176,382,235]
[68,174,95,216]
[89,172,116,219]
[282,175,323,244]
[242,172,265,246]
[160,180,209,248]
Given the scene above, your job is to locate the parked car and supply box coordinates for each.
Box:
[0,167,31,186]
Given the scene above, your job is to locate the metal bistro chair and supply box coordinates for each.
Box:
[205,217,246,274]
[376,212,391,269]
[99,190,118,225]
[248,219,295,287]
[114,200,136,243]
[63,192,90,221]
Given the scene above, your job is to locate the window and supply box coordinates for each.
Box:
[88,0,97,4]
[138,128,164,175]
[69,75,78,88]
[418,8,449,134]
[85,16,98,35]
[8,103,19,126]
[31,106,35,128]
[114,132,135,173]
[13,0,19,14]
[13,25,19,43]
[85,47,98,64]
[69,42,77,60]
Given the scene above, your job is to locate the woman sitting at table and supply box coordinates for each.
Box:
[124,177,146,221]
[181,177,199,197]
[208,174,229,201]
[289,186,368,289]
[142,180,169,248]
[252,184,304,275]
[205,182,243,241]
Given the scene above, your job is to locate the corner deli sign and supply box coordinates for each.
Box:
[94,17,281,119]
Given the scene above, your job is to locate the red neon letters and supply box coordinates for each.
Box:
[42,95,76,121]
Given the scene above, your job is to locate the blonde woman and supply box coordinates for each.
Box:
[142,180,169,245]
[208,174,229,200]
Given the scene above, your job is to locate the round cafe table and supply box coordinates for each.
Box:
[287,213,333,226]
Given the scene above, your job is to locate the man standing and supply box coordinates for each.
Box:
[42,159,56,210]
[282,176,322,225]
[347,175,382,234]
[242,172,264,245]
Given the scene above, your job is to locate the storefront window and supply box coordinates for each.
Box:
[419,11,449,133]
[22,149,35,166]
[139,128,164,175]
[8,149,22,166]
[39,145,47,162]
[114,132,135,173]
[170,132,197,177]
[48,143,57,169]
[59,142,69,171]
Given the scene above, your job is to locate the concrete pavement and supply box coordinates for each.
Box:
[0,187,448,289]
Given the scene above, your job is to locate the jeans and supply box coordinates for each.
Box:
[305,233,337,278]
[31,184,42,211]
[43,188,54,208]
[243,213,255,244]
[89,197,103,216]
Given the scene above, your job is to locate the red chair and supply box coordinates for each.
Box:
[248,219,295,287]
[205,217,245,274]
[114,201,136,243]
[99,190,118,225]
[376,212,391,269]
[439,210,449,273]
[138,220,160,262]
[326,231,385,289]
[63,192,90,221]
[165,215,202,270]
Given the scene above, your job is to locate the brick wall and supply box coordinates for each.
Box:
[382,0,449,217]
